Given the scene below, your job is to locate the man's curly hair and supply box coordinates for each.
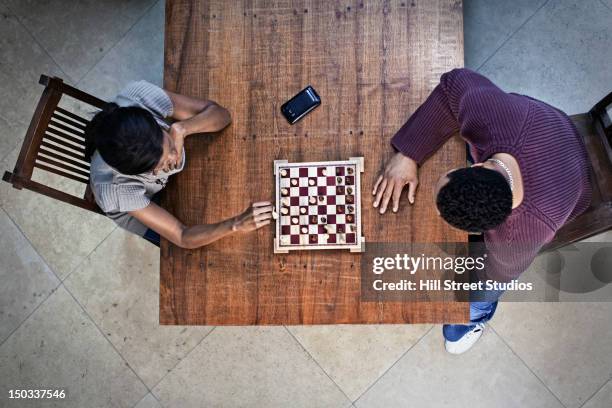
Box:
[436,167,513,232]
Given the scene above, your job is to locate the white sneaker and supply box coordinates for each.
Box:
[444,323,485,355]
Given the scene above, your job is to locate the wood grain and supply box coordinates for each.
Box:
[161,0,468,325]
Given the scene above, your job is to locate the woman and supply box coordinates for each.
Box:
[84,80,272,248]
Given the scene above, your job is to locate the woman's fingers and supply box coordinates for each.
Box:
[255,219,271,229]
[254,212,272,222]
[253,205,273,216]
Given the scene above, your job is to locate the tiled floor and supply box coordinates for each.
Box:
[0,1,611,407]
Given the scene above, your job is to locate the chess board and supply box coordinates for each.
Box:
[273,158,365,253]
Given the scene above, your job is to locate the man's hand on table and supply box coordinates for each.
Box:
[231,201,273,232]
[373,152,419,213]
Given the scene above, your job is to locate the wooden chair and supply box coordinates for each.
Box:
[2,75,107,214]
[542,91,612,251]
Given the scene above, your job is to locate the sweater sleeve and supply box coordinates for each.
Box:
[480,211,556,283]
[390,68,500,165]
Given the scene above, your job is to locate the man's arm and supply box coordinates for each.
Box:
[129,201,272,249]
[481,212,556,283]
[374,68,507,213]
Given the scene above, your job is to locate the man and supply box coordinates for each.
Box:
[373,68,591,354]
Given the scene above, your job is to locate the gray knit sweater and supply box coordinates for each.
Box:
[89,80,185,236]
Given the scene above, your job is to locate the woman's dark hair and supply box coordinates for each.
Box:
[84,103,163,175]
[436,167,513,233]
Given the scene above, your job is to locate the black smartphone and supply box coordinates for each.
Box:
[280,85,321,124]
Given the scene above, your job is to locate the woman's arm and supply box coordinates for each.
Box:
[165,90,232,135]
[129,201,272,249]
[162,90,232,171]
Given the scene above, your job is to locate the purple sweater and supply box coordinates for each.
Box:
[391,69,592,282]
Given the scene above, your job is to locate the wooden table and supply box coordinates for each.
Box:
[161,0,468,325]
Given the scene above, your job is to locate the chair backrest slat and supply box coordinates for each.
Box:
[35,155,89,179]
[44,127,86,150]
[34,162,89,184]
[48,117,86,137]
[40,138,86,163]
[52,111,87,130]
[3,75,106,214]
[55,106,89,125]
[38,145,89,172]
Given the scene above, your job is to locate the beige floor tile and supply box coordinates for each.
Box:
[356,327,563,408]
[152,326,351,408]
[0,285,147,407]
[64,227,213,389]
[490,302,612,408]
[3,0,157,82]
[0,146,116,279]
[78,0,165,100]
[134,392,163,408]
[0,209,60,343]
[0,2,66,157]
[479,0,612,115]
[288,324,431,401]
[580,230,612,243]
[582,380,612,408]
[0,113,27,166]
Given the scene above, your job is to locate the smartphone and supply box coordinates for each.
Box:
[280,85,321,124]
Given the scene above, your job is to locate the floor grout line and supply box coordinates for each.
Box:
[75,0,161,87]
[145,326,218,399]
[0,214,61,346]
[60,224,118,283]
[352,325,435,405]
[130,391,163,408]
[475,0,551,72]
[0,203,116,345]
[1,0,74,83]
[577,377,611,408]
[283,326,354,405]
[488,325,569,408]
[60,282,152,395]
[0,206,63,282]
[598,0,612,13]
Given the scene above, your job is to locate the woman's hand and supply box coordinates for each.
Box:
[373,152,419,213]
[168,122,187,170]
[231,201,273,232]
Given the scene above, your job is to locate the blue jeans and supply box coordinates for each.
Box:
[142,228,160,247]
[142,192,162,247]
[443,290,503,342]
